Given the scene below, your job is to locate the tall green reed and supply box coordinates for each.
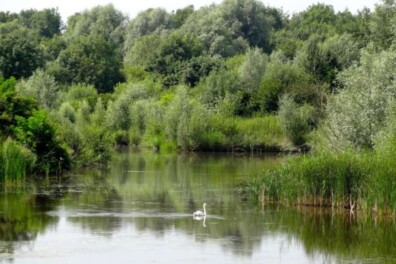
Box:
[246,149,396,213]
[0,139,36,183]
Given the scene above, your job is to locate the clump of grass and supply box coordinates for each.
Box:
[245,149,396,213]
[0,139,36,182]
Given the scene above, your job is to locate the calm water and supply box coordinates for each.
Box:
[0,152,395,263]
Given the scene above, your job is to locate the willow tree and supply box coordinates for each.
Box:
[325,48,396,149]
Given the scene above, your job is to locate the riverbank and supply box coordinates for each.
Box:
[243,149,396,216]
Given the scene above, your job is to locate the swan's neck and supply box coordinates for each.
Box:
[203,204,206,215]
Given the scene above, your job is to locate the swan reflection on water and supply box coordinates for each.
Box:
[193,215,206,227]
[193,203,207,227]
[193,203,206,217]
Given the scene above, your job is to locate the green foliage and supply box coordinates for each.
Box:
[236,115,285,151]
[16,69,59,109]
[239,48,268,95]
[65,4,125,46]
[221,0,283,52]
[246,147,396,212]
[2,1,396,185]
[295,33,359,85]
[14,110,70,173]
[325,48,396,149]
[78,124,112,166]
[0,138,36,182]
[19,8,62,38]
[278,94,314,146]
[147,32,204,87]
[63,84,98,104]
[290,4,337,40]
[0,77,38,136]
[124,33,164,69]
[106,97,131,131]
[174,5,194,28]
[183,8,249,57]
[124,8,173,51]
[0,21,44,79]
[59,102,77,123]
[0,12,18,23]
[258,54,318,113]
[369,0,396,49]
[53,35,124,92]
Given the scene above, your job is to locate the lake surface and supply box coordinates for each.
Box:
[0,152,395,263]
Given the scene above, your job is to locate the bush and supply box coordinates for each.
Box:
[14,110,70,173]
[59,102,77,123]
[278,94,314,146]
[79,124,112,166]
[16,69,59,109]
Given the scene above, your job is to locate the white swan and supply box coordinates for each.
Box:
[193,203,207,217]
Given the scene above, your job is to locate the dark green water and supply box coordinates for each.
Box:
[0,152,395,263]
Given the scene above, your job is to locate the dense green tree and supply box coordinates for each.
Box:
[19,8,62,38]
[0,77,37,136]
[200,55,243,107]
[258,53,319,113]
[295,33,360,85]
[173,5,194,28]
[147,32,204,87]
[17,69,59,109]
[124,33,164,68]
[221,0,282,52]
[369,0,396,49]
[124,8,173,51]
[52,35,124,92]
[0,12,18,23]
[0,21,44,79]
[65,4,126,46]
[325,48,396,149]
[290,4,337,40]
[180,6,248,57]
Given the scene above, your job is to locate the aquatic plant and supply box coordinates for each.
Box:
[0,138,36,182]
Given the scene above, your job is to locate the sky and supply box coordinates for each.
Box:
[1,0,381,22]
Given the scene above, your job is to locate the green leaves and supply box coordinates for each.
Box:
[0,21,44,79]
[53,35,124,92]
[14,110,70,172]
[278,94,314,146]
[326,49,396,149]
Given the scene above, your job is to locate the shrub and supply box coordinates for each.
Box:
[16,69,59,109]
[14,110,70,173]
[278,94,314,146]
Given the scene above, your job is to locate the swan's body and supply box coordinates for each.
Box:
[193,203,207,217]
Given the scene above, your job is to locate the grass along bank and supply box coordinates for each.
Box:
[243,149,396,215]
[0,138,36,183]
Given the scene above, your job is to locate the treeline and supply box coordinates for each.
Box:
[0,1,396,182]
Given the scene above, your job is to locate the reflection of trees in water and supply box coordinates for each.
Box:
[0,192,59,261]
[59,153,276,256]
[65,170,124,236]
[263,208,396,263]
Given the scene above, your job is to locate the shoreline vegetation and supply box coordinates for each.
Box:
[0,1,396,215]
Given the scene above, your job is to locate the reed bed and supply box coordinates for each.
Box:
[245,149,396,214]
[0,139,36,183]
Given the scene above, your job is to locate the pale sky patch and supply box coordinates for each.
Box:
[1,0,381,22]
